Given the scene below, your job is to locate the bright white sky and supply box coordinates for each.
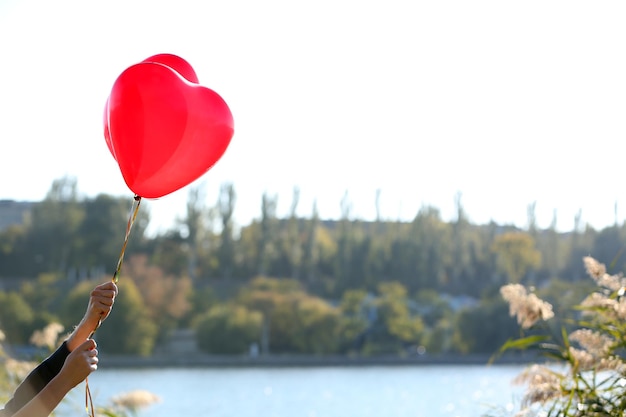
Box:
[1,0,625,235]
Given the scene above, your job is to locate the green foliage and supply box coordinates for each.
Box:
[453,296,518,354]
[19,273,64,321]
[236,277,350,354]
[414,289,452,327]
[0,291,34,344]
[339,289,368,316]
[122,255,193,341]
[185,286,218,326]
[353,281,426,355]
[0,224,26,276]
[194,304,263,354]
[217,182,236,279]
[377,282,424,343]
[150,229,194,277]
[4,178,626,359]
[249,275,302,293]
[59,280,93,327]
[102,280,158,356]
[402,289,455,353]
[79,194,147,269]
[281,295,344,354]
[491,232,541,283]
[422,317,453,354]
[536,278,596,321]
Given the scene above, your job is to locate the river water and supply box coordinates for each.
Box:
[56,364,529,417]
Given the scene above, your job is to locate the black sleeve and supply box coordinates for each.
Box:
[1,342,70,417]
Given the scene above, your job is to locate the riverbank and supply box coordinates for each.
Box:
[95,328,543,368]
[98,351,542,369]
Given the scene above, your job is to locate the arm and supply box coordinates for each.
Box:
[1,343,70,416]
[9,340,99,417]
[1,281,117,417]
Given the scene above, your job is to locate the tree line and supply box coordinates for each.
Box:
[0,176,623,357]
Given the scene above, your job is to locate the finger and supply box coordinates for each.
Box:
[88,353,99,367]
[93,295,115,307]
[97,282,110,289]
[92,289,117,301]
[80,339,97,351]
[91,286,117,302]
[96,281,117,291]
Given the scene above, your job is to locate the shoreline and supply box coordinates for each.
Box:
[98,352,540,369]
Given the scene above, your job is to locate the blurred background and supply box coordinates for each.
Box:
[1,1,625,416]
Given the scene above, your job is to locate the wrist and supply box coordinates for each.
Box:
[66,319,94,351]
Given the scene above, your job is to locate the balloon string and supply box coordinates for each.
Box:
[85,194,142,417]
[113,194,142,284]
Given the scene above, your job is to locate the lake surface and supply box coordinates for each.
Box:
[57,364,528,417]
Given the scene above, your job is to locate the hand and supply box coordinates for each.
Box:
[83,281,118,329]
[10,340,100,417]
[57,339,98,389]
[67,281,118,350]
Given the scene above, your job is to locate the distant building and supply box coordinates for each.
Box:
[0,200,34,231]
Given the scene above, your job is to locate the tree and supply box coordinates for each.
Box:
[150,230,188,276]
[452,295,517,354]
[591,225,626,273]
[79,194,148,275]
[217,183,236,279]
[537,209,564,282]
[491,231,541,284]
[334,190,354,294]
[183,183,206,282]
[185,286,218,327]
[448,192,474,293]
[365,281,425,354]
[338,289,370,352]
[257,192,278,276]
[404,206,452,292]
[23,176,85,275]
[18,273,62,320]
[194,304,262,354]
[236,277,344,354]
[364,190,391,292]
[300,200,320,284]
[0,291,34,344]
[564,209,592,281]
[282,186,302,279]
[122,255,192,340]
[287,295,344,354]
[0,224,26,277]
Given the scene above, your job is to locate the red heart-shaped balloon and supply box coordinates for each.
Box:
[103,54,199,161]
[103,96,115,159]
[106,58,234,199]
[142,53,199,83]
